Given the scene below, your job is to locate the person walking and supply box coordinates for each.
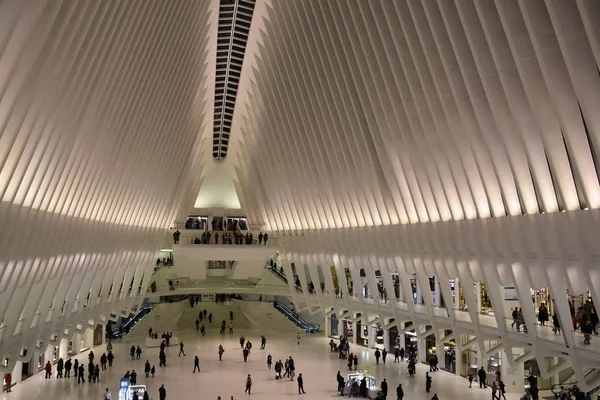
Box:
[499,380,507,400]
[394,347,400,363]
[396,383,404,400]
[492,381,499,400]
[130,346,136,360]
[179,342,186,357]
[136,346,143,360]
[425,372,432,393]
[298,373,306,394]
[267,354,272,369]
[145,361,151,377]
[381,378,388,399]
[159,384,167,400]
[104,388,112,400]
[243,348,249,362]
[468,374,473,388]
[78,365,85,383]
[245,374,252,395]
[100,353,107,370]
[399,347,405,361]
[130,370,137,385]
[107,351,114,367]
[73,359,79,379]
[374,348,381,365]
[218,345,225,361]
[382,349,387,364]
[193,356,200,373]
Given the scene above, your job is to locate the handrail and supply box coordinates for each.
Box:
[273,301,319,333]
[109,305,153,339]
[551,368,600,396]
[266,264,302,291]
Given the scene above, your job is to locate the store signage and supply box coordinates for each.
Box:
[119,379,129,400]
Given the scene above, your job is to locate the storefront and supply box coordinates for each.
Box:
[329,314,339,337]
[532,287,553,316]
[388,321,398,352]
[403,322,418,357]
[343,318,354,343]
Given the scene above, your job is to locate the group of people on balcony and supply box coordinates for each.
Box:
[190,231,269,245]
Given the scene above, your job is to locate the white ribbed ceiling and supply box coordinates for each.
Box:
[231,0,600,231]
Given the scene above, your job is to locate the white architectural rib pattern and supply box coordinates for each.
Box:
[0,0,217,374]
[225,0,600,390]
[233,0,600,230]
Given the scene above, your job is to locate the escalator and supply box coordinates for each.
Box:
[108,305,153,339]
[266,263,302,291]
[273,300,320,333]
[551,368,600,398]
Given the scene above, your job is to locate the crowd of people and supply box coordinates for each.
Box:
[189,231,270,245]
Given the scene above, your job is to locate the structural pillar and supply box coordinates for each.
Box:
[59,338,68,361]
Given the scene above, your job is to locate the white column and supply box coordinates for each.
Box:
[11,361,22,384]
[84,328,94,349]
[383,323,390,351]
[59,338,68,361]
[501,350,525,393]
[73,333,81,354]
[434,277,441,307]
[475,282,482,313]
[368,322,376,349]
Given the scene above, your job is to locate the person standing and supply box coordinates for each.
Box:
[44,361,52,379]
[218,345,225,361]
[4,373,11,392]
[425,372,432,393]
[179,342,186,357]
[130,370,137,385]
[267,354,272,369]
[94,364,100,383]
[245,374,252,395]
[196,319,200,331]
[57,358,64,378]
[297,373,306,394]
[193,356,200,372]
[396,383,403,400]
[145,361,151,377]
[382,349,387,364]
[100,353,107,370]
[380,378,388,399]
[394,347,400,363]
[478,367,487,388]
[73,359,79,379]
[399,347,405,361]
[337,371,344,393]
[65,359,72,378]
[159,384,167,400]
[243,348,249,362]
[104,388,112,400]
[374,348,381,365]
[468,374,473,388]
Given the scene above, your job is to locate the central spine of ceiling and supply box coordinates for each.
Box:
[213,0,256,160]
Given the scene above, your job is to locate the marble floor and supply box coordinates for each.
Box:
[1,329,525,400]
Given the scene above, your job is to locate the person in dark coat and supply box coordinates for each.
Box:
[298,373,306,394]
[397,383,404,400]
[478,367,487,388]
[78,365,85,383]
[399,347,405,361]
[73,359,79,378]
[64,359,72,378]
[337,371,344,393]
[193,356,200,373]
[380,378,388,399]
[159,384,167,400]
[107,351,114,367]
[145,361,151,377]
[374,349,381,364]
[425,372,432,393]
[57,358,64,378]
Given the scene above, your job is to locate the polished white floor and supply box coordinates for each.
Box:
[1,329,524,400]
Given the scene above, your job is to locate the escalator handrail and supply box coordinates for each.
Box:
[551,368,600,395]
[266,264,302,291]
[273,301,320,332]
[110,306,153,338]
